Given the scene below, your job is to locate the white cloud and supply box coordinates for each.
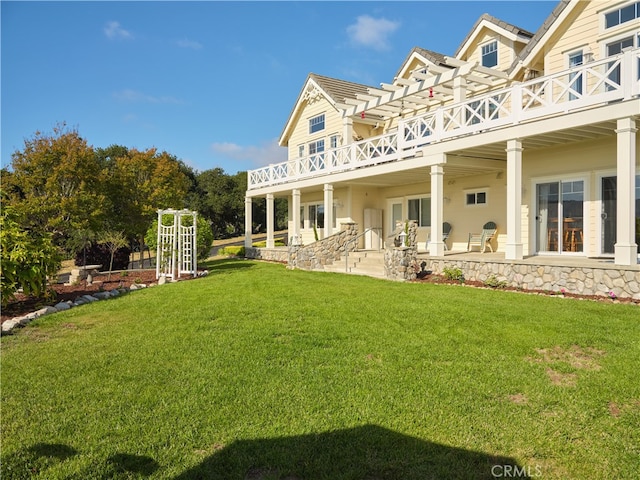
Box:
[104,21,133,40]
[113,89,183,105]
[211,139,286,167]
[177,38,203,50]
[346,15,400,51]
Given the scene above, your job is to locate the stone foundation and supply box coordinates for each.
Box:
[245,247,288,263]
[423,257,640,300]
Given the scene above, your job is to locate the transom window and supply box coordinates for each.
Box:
[605,2,640,29]
[309,114,325,134]
[466,191,487,206]
[481,41,498,68]
[408,197,431,227]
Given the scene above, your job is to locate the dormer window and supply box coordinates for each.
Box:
[481,40,498,68]
[309,114,325,134]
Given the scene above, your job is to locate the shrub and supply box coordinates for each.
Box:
[1,208,61,306]
[75,243,132,271]
[442,266,465,282]
[484,275,508,289]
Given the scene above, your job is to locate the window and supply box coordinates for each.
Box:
[606,36,635,89]
[308,139,325,171]
[605,2,640,29]
[309,114,325,134]
[408,197,431,227]
[330,134,339,149]
[568,50,583,99]
[309,204,324,228]
[308,139,324,155]
[466,191,487,206]
[481,41,498,68]
[298,145,305,157]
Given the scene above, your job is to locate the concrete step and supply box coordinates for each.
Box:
[324,250,385,279]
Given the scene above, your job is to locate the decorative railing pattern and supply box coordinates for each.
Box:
[249,49,640,190]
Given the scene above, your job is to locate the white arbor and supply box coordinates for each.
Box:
[156,209,197,280]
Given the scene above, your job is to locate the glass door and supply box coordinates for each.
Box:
[536,182,559,252]
[601,176,617,255]
[536,180,584,253]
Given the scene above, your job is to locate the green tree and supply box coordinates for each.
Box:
[5,123,106,252]
[98,230,129,280]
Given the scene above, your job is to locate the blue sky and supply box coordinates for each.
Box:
[2,1,556,174]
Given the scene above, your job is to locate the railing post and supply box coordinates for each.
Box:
[434,108,443,142]
[622,48,635,100]
[512,83,522,124]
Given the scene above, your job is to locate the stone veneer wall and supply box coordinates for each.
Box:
[287,223,359,271]
[423,258,640,300]
[245,247,289,263]
[384,221,419,281]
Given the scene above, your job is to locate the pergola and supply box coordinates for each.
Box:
[338,57,509,121]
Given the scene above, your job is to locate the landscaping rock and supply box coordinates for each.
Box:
[54,302,72,311]
[82,295,99,303]
[35,306,58,317]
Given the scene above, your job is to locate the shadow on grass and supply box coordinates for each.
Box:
[202,257,257,275]
[106,453,160,477]
[1,444,159,480]
[174,425,529,480]
[1,443,78,479]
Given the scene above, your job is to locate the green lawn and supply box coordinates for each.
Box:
[1,259,639,479]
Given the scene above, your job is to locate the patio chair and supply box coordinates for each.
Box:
[425,222,452,251]
[467,221,497,253]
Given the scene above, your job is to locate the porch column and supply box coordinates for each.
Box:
[266,193,274,248]
[453,77,467,103]
[244,196,253,250]
[291,189,301,245]
[614,117,638,265]
[324,184,334,237]
[342,118,353,144]
[505,139,524,260]
[430,163,445,256]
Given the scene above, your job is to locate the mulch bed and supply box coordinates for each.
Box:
[1,270,170,324]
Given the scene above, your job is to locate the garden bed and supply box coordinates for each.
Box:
[2,270,169,323]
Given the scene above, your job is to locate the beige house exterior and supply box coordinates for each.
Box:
[245,0,640,295]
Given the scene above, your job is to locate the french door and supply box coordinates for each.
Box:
[536,180,584,253]
[599,175,640,256]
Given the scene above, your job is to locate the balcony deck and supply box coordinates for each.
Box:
[248,49,640,192]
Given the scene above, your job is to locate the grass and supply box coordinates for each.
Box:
[1,258,639,479]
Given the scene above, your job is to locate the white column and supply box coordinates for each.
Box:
[324,184,334,237]
[614,117,638,265]
[244,196,253,250]
[453,77,467,104]
[266,193,274,248]
[342,118,353,144]
[291,189,301,245]
[429,163,445,256]
[505,139,524,260]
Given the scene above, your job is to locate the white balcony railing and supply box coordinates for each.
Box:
[249,49,640,190]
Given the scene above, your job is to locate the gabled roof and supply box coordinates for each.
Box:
[279,73,376,146]
[393,46,451,81]
[508,0,574,75]
[455,13,535,60]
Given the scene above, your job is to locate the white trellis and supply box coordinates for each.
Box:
[156,209,197,280]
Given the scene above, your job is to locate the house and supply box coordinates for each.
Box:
[244,0,640,299]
